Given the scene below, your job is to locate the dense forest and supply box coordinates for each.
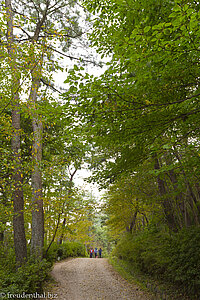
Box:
[1,0,200,298]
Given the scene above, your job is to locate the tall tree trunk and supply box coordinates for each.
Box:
[129,209,138,233]
[0,188,6,242]
[29,77,44,258]
[164,153,186,228]
[28,2,49,260]
[5,0,27,265]
[0,233,3,243]
[173,147,200,225]
[31,119,44,257]
[154,157,177,231]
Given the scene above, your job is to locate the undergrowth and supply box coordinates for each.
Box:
[111,226,200,299]
[0,240,86,299]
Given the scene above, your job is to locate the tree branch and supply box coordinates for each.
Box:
[40,78,63,94]
[46,44,100,66]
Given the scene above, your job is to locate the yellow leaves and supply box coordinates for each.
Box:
[34,189,41,193]
[145,99,151,105]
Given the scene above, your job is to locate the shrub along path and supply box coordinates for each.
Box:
[49,258,151,300]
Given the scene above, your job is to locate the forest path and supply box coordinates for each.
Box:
[49,257,151,300]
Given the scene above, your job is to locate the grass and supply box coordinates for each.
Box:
[109,256,193,300]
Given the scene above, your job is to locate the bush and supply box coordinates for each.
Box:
[113,226,200,297]
[113,229,169,275]
[0,257,51,298]
[44,242,59,262]
[45,241,87,262]
[166,227,200,295]
[0,240,86,298]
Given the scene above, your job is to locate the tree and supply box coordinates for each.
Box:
[1,0,94,263]
[65,0,200,231]
[5,0,27,265]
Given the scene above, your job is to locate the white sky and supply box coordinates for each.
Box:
[52,5,111,199]
[73,168,103,198]
[52,54,108,198]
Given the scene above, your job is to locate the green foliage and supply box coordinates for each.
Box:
[0,0,92,264]
[166,227,200,295]
[90,210,115,255]
[66,0,200,202]
[60,241,87,258]
[5,259,51,295]
[0,247,51,296]
[45,241,87,262]
[0,247,16,289]
[0,240,86,297]
[113,227,200,296]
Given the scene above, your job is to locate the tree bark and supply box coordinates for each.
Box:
[129,210,138,233]
[172,147,200,225]
[0,187,6,242]
[28,1,49,260]
[154,157,177,231]
[31,116,44,258]
[164,153,186,228]
[28,75,44,258]
[5,0,27,265]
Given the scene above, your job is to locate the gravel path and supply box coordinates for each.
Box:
[49,258,151,300]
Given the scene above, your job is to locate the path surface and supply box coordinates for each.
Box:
[49,258,151,300]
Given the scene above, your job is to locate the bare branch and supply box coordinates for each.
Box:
[29,0,41,19]
[15,25,31,39]
[40,78,62,94]
[48,0,63,11]
[48,3,68,15]
[46,44,100,66]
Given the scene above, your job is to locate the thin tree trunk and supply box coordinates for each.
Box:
[45,212,61,256]
[59,169,77,244]
[140,212,149,227]
[46,169,77,254]
[59,217,66,245]
[5,0,27,265]
[130,210,138,233]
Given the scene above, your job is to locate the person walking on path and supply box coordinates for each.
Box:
[89,248,94,258]
[94,247,98,258]
[99,248,102,258]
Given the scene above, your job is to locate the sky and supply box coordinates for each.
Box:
[74,168,104,199]
[52,8,110,200]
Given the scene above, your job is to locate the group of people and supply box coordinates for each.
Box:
[89,247,102,258]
